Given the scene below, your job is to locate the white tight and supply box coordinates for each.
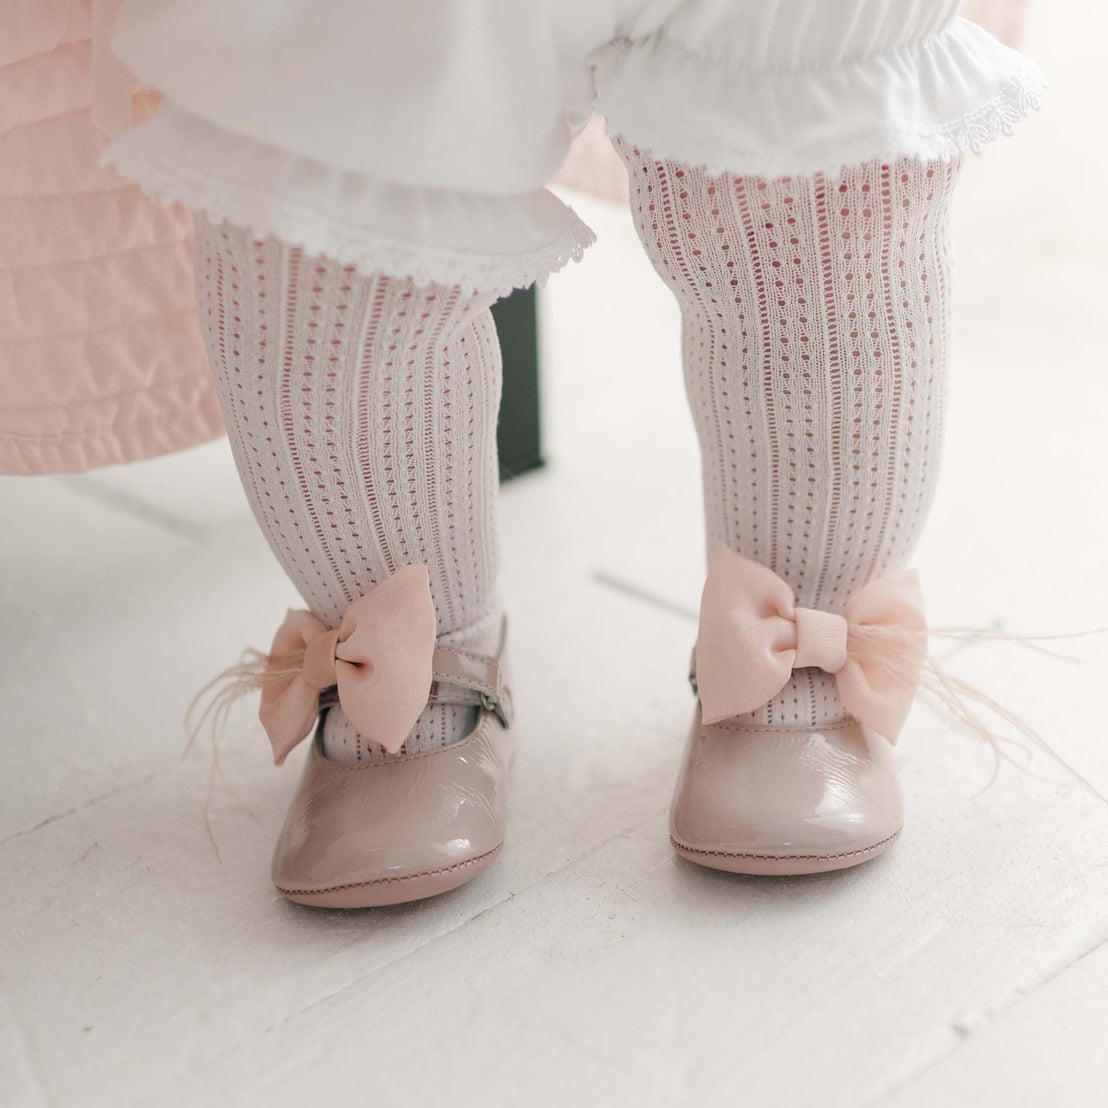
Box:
[194,215,502,762]
[617,141,958,726]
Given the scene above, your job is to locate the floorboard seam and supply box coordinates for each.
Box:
[59,476,208,542]
[590,570,698,622]
[864,925,1108,1107]
[0,768,165,847]
[249,805,671,1038]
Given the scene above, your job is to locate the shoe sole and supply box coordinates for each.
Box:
[670,829,900,876]
[275,843,503,908]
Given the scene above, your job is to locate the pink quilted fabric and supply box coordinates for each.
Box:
[0,0,222,475]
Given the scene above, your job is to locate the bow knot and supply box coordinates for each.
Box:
[695,546,926,741]
[792,607,849,672]
[258,565,437,764]
[300,628,342,691]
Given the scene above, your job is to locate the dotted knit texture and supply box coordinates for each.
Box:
[617,140,959,727]
[194,215,502,762]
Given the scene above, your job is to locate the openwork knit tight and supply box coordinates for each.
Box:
[617,140,959,728]
[193,214,502,763]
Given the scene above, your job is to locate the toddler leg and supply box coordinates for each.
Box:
[193,215,502,763]
[618,143,957,728]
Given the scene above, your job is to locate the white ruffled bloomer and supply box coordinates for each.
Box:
[104,0,1044,294]
[593,14,1044,180]
[105,106,596,300]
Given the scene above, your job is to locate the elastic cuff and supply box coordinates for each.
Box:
[592,18,1045,179]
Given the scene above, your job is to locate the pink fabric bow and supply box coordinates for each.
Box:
[696,546,927,741]
[259,565,437,764]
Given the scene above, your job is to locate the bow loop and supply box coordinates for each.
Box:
[259,565,437,765]
[696,548,798,726]
[695,546,925,740]
[837,569,927,741]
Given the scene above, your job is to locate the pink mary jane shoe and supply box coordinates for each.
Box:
[672,546,924,877]
[254,566,513,908]
[271,689,513,908]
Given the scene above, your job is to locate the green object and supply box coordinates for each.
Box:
[491,286,543,480]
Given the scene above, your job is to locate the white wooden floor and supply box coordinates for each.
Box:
[3,9,1107,1107]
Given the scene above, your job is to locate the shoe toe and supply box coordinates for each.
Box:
[670,713,902,875]
[271,719,511,908]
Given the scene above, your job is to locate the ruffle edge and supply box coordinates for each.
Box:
[103,108,596,299]
[592,17,1046,180]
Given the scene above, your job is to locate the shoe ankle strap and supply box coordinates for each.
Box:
[318,617,512,728]
[428,616,512,727]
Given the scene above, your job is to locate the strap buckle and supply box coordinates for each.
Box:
[430,616,513,728]
[319,618,514,728]
[479,690,511,729]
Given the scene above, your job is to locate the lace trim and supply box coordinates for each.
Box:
[701,70,1036,179]
[103,140,596,298]
[595,35,1046,180]
[917,66,1045,158]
